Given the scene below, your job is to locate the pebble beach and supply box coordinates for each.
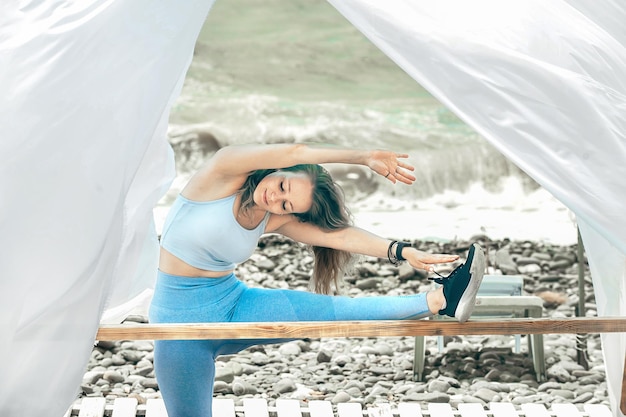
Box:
[79,234,609,412]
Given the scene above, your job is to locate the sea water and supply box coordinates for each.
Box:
[157,0,577,245]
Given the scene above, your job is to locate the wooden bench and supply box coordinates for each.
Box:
[66,396,614,417]
[94,317,626,416]
[414,275,545,381]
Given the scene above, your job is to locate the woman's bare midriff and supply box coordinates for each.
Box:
[159,247,234,278]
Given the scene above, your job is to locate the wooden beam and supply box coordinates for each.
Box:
[96,316,626,341]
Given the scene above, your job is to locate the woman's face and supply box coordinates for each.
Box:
[253,171,314,214]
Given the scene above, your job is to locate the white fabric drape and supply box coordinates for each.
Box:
[2,1,625,416]
[0,1,215,415]
[327,1,626,415]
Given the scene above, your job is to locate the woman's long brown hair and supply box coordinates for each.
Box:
[239,164,354,294]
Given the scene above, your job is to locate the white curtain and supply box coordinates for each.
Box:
[0,1,215,415]
[327,0,626,415]
[2,1,625,416]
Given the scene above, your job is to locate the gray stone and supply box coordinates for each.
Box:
[250,352,270,365]
[274,378,296,394]
[119,350,143,363]
[80,384,99,395]
[255,257,276,271]
[356,263,379,277]
[126,375,145,385]
[214,367,235,383]
[397,263,416,281]
[369,366,393,375]
[316,350,332,363]
[333,354,352,366]
[345,386,363,397]
[516,256,542,266]
[111,354,126,366]
[356,278,379,290]
[538,381,562,392]
[136,359,153,368]
[240,364,261,375]
[579,374,605,385]
[393,371,406,381]
[132,341,154,352]
[404,392,450,403]
[557,360,584,372]
[95,341,117,351]
[485,369,502,381]
[358,346,378,355]
[368,384,390,397]
[131,366,153,376]
[456,395,486,406]
[511,394,544,405]
[546,365,571,383]
[518,264,542,274]
[82,371,104,385]
[439,376,461,388]
[572,391,594,403]
[344,380,366,391]
[530,252,552,262]
[213,381,230,394]
[495,248,519,274]
[499,372,520,383]
[474,388,499,403]
[331,391,352,404]
[232,379,257,395]
[278,342,302,356]
[428,379,451,393]
[142,377,159,390]
[103,370,125,384]
[373,342,394,356]
[551,389,575,399]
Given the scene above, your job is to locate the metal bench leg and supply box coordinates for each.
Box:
[526,306,546,381]
[529,333,546,381]
[413,335,425,381]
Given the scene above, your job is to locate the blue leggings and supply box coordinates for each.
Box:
[149,271,431,417]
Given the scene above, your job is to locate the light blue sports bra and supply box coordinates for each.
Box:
[160,194,270,271]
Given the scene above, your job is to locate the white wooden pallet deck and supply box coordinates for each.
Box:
[64,397,612,417]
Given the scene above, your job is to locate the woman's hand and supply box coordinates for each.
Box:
[366,150,416,185]
[404,247,459,273]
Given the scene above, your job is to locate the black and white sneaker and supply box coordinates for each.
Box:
[429,243,485,323]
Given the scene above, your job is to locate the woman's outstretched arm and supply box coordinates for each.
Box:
[274,219,458,273]
[183,142,416,205]
[205,143,417,184]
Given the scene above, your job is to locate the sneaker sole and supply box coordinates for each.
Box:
[455,243,486,322]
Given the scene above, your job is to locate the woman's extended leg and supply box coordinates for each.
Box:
[232,286,433,321]
[150,243,484,417]
[149,273,433,417]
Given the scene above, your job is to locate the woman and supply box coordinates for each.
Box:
[149,143,485,417]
